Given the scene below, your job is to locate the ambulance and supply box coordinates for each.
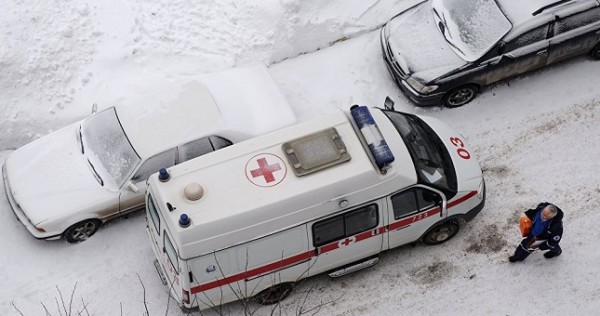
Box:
[145,102,485,310]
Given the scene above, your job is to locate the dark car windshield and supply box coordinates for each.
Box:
[383,110,457,194]
[81,107,141,188]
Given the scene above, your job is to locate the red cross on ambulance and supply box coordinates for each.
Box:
[338,236,356,248]
[245,153,287,187]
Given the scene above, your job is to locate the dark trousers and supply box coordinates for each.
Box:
[512,234,562,261]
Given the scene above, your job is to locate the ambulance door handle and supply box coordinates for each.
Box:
[395,225,410,231]
[314,248,321,256]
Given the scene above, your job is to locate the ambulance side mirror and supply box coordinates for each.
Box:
[91,103,98,115]
[384,96,395,111]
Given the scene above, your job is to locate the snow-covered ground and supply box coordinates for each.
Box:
[1,0,600,315]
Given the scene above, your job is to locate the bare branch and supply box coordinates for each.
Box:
[11,301,25,316]
[41,301,51,316]
[68,282,78,316]
[137,273,150,316]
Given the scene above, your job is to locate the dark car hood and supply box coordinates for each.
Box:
[385,1,467,82]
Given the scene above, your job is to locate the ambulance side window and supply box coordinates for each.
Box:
[392,188,440,220]
[147,194,160,234]
[164,233,179,272]
[312,204,378,247]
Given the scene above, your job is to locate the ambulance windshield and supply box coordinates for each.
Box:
[383,111,457,194]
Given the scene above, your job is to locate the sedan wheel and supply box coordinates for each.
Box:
[591,43,600,60]
[444,85,478,108]
[64,219,101,243]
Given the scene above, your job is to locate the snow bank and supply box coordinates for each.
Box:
[0,0,416,150]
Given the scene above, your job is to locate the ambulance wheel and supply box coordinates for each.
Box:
[254,282,294,305]
[64,219,101,243]
[423,220,459,245]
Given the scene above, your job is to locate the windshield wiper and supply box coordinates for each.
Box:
[87,159,104,186]
[78,125,85,154]
[433,8,465,56]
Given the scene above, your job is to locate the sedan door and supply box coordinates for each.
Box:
[119,148,177,214]
[118,136,233,215]
[484,24,551,84]
[547,7,600,65]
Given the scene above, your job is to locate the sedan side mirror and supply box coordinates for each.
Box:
[384,96,395,110]
[486,55,503,66]
[126,181,139,193]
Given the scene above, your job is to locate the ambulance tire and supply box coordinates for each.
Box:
[422,220,459,245]
[254,282,294,305]
[64,219,102,243]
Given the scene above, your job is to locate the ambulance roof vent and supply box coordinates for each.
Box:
[183,182,204,201]
[350,105,395,172]
[283,127,351,177]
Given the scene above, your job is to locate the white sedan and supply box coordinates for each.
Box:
[2,65,296,243]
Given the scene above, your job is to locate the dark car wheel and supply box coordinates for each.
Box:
[423,220,460,245]
[443,85,479,108]
[591,43,600,60]
[254,282,294,305]
[64,219,102,243]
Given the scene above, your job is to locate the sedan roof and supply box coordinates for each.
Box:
[115,65,297,159]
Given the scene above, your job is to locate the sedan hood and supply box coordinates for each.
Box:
[385,2,467,82]
[4,123,113,225]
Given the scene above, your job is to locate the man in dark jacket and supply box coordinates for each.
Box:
[509,202,564,262]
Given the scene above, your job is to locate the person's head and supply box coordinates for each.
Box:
[541,204,558,221]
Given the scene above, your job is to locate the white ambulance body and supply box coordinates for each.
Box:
[145,105,485,310]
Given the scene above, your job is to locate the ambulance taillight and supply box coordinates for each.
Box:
[182,289,190,304]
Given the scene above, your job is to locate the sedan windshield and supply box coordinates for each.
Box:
[383,110,457,194]
[431,0,511,62]
[81,108,141,188]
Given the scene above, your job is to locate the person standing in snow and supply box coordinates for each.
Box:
[509,202,564,262]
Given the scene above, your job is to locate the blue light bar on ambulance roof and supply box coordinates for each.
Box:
[350,105,395,170]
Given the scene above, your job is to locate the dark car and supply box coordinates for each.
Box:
[381,0,600,107]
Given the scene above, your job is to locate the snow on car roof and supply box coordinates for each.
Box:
[497,0,563,25]
[115,65,297,159]
[498,0,598,42]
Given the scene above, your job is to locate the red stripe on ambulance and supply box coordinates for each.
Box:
[190,191,477,294]
[191,250,314,294]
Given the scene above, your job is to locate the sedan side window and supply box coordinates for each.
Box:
[131,148,176,182]
[504,24,549,52]
[391,188,441,220]
[178,136,233,163]
[209,135,233,150]
[555,8,600,35]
